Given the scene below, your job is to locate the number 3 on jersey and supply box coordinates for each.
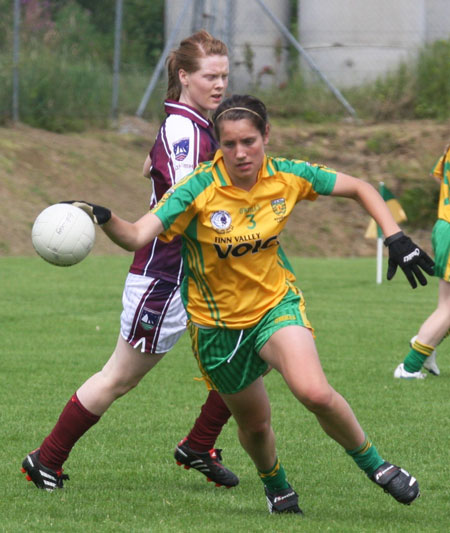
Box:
[246,213,256,229]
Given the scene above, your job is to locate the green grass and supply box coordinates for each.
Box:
[1,255,449,532]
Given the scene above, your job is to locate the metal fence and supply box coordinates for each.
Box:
[5,0,450,124]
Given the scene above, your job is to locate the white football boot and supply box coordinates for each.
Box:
[394,363,426,380]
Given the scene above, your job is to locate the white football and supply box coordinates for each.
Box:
[32,203,95,266]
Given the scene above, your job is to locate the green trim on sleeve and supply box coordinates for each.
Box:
[151,167,215,229]
[271,157,337,195]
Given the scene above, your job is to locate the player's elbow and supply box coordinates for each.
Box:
[143,155,152,178]
[123,242,139,252]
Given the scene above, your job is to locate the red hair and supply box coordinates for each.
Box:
[166,30,228,101]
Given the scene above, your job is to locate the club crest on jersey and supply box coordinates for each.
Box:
[139,307,161,331]
[211,210,233,234]
[271,198,286,216]
[211,211,233,233]
[173,138,189,161]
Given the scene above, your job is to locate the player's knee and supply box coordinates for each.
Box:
[99,370,142,398]
[298,385,334,413]
[114,379,140,397]
[241,418,271,437]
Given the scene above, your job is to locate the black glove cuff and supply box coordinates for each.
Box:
[95,206,111,225]
[384,231,404,247]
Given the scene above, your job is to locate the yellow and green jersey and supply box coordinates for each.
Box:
[152,150,337,328]
[431,145,450,223]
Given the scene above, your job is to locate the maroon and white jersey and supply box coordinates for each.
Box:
[129,100,217,284]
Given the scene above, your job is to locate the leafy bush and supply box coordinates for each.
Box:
[255,74,344,122]
[347,63,417,120]
[401,184,439,230]
[257,38,450,123]
[0,54,12,125]
[0,0,163,130]
[415,39,450,119]
[17,48,111,132]
[347,39,450,120]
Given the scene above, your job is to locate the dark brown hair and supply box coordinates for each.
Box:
[212,94,268,139]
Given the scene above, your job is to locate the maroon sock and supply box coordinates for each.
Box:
[186,390,232,452]
[39,393,101,471]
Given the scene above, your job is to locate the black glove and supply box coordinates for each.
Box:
[62,201,111,225]
[385,231,434,289]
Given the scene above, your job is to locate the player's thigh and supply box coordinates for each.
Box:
[101,334,165,385]
[259,325,330,402]
[220,376,271,431]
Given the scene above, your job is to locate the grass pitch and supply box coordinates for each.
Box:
[1,255,448,532]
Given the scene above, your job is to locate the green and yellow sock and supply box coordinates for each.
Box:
[404,338,435,373]
[258,457,289,491]
[346,437,384,477]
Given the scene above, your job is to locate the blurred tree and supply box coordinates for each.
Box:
[3,0,164,69]
[0,0,12,48]
[74,0,164,68]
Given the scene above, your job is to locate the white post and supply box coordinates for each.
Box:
[376,181,385,284]
[376,236,383,284]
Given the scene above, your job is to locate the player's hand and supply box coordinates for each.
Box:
[385,231,434,288]
[61,201,111,225]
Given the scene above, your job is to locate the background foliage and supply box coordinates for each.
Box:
[0,0,449,131]
[0,1,448,227]
[0,0,165,129]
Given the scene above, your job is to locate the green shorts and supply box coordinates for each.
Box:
[432,219,450,281]
[188,285,313,394]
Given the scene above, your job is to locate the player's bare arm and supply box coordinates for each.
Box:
[331,171,433,288]
[102,211,163,251]
[331,172,401,239]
